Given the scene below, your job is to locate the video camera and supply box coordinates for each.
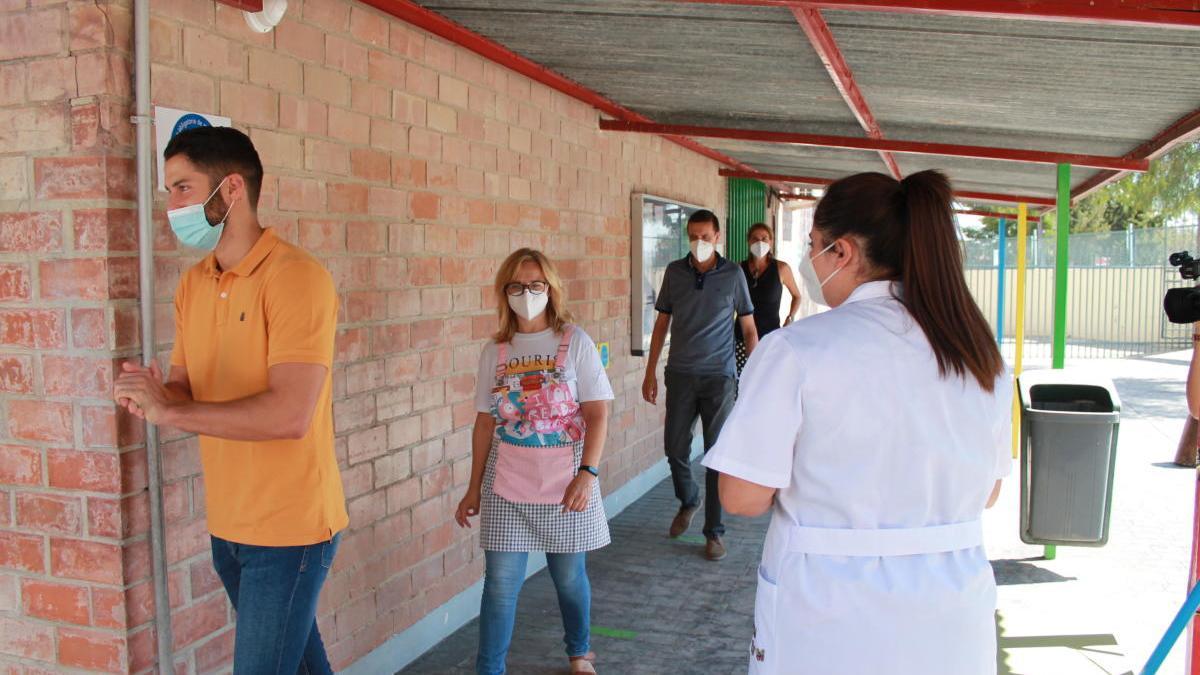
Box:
[1164,251,1200,323]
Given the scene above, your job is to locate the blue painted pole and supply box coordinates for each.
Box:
[1141,579,1200,674]
[997,218,1007,345]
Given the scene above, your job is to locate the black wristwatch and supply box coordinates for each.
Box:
[578,464,599,478]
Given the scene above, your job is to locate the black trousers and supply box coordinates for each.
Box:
[663,370,736,538]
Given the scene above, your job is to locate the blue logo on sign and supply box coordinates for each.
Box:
[171,113,211,138]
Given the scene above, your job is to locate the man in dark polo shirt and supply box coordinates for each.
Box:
[641,209,758,560]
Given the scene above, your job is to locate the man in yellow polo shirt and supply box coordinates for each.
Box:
[114,126,346,674]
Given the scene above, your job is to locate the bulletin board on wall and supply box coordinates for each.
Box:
[630,193,706,356]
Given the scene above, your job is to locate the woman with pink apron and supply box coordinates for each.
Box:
[456,249,612,675]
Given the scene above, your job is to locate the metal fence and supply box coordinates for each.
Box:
[962,225,1199,362]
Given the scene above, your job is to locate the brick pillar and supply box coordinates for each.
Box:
[0,1,156,672]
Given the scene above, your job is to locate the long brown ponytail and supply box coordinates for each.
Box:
[813,170,1004,391]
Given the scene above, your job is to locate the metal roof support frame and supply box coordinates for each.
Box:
[1072,107,1200,201]
[718,169,1058,207]
[790,5,902,179]
[957,209,1040,223]
[599,120,1150,173]
[671,1,1200,30]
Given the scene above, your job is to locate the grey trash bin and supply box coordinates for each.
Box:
[1018,370,1120,547]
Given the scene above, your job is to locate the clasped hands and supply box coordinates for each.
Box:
[113,361,172,424]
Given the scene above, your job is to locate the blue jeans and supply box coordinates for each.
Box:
[211,533,340,675]
[476,551,591,675]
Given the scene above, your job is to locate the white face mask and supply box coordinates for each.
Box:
[749,241,771,259]
[798,241,845,307]
[508,290,549,321]
[690,239,715,263]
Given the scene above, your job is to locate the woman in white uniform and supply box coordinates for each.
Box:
[704,170,1011,675]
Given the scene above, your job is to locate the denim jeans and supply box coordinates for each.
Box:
[664,370,737,538]
[210,532,340,675]
[476,551,591,675]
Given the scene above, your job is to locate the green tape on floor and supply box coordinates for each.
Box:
[591,626,638,640]
[677,535,706,544]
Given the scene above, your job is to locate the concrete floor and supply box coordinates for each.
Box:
[401,352,1197,675]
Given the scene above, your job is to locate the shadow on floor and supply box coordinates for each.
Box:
[992,558,1075,586]
[996,611,1131,675]
[1151,461,1195,470]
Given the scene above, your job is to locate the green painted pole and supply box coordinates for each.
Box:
[1044,162,1072,561]
[1052,162,1070,370]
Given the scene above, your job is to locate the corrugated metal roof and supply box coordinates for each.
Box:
[825,11,1200,147]
[418,1,1200,201]
[425,1,864,129]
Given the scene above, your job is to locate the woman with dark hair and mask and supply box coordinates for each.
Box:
[704,171,1011,674]
[735,223,802,375]
[454,248,612,674]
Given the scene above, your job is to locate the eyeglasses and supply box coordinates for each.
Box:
[504,281,548,296]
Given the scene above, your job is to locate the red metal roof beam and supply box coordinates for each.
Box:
[718,168,1058,207]
[722,169,836,186]
[955,209,1041,223]
[603,120,1149,172]
[812,1,1200,30]
[361,0,760,175]
[790,5,901,179]
[669,1,1200,30]
[216,0,263,10]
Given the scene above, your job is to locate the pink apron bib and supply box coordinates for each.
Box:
[491,327,583,505]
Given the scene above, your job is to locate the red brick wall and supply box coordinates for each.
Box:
[2,0,726,672]
[0,0,152,672]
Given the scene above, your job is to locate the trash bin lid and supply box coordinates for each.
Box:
[1017,369,1121,414]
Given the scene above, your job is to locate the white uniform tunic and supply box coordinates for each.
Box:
[704,281,1011,675]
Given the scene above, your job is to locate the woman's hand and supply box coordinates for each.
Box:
[455,487,481,528]
[561,473,595,513]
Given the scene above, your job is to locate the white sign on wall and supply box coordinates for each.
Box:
[154,106,232,191]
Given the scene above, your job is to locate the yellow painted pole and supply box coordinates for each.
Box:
[1012,203,1028,458]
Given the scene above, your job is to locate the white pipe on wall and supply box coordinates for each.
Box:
[133,0,175,667]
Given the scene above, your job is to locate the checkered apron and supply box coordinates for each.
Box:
[479,326,610,553]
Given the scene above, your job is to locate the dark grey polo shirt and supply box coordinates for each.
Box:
[654,254,754,377]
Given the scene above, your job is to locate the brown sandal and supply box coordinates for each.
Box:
[568,651,596,674]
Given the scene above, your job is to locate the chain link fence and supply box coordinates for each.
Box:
[962,225,1199,361]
